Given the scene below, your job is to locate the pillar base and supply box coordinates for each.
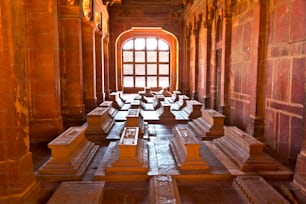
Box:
[62,104,86,128]
[84,97,97,113]
[96,92,104,105]
[192,91,198,100]
[30,117,63,143]
[0,181,40,204]
[218,105,230,125]
[203,96,211,109]
[0,153,41,203]
[104,90,111,100]
[246,115,264,142]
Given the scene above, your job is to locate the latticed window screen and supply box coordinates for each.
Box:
[122,37,170,88]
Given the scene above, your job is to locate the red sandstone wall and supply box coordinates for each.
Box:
[264,0,305,161]
[108,0,184,92]
[229,3,254,130]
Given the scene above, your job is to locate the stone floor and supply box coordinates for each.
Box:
[31,121,300,203]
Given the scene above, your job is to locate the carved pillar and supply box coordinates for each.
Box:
[0,1,40,202]
[82,20,97,112]
[58,1,85,127]
[26,0,63,142]
[246,1,266,140]
[95,31,104,104]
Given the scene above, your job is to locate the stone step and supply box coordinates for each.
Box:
[47,181,105,204]
[150,175,181,204]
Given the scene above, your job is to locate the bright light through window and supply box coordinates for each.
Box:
[122,37,170,89]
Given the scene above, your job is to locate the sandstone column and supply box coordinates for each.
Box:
[219,12,232,124]
[58,0,85,127]
[246,1,266,141]
[95,31,104,104]
[26,0,63,142]
[82,20,97,112]
[0,1,40,202]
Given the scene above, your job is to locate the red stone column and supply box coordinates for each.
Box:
[203,20,213,109]
[246,1,266,140]
[193,26,200,101]
[95,31,104,104]
[25,0,63,142]
[189,32,196,99]
[0,1,40,202]
[58,3,85,127]
[209,17,217,109]
[220,15,231,124]
[82,20,97,112]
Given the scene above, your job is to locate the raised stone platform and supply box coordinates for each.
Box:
[174,100,202,120]
[94,127,148,181]
[110,92,131,110]
[188,109,224,140]
[86,107,114,135]
[47,181,105,204]
[126,109,148,138]
[157,102,176,122]
[205,126,292,179]
[99,100,118,118]
[214,126,279,171]
[36,125,99,182]
[233,176,290,204]
[150,175,181,204]
[170,126,209,172]
[171,95,189,111]
[166,90,181,103]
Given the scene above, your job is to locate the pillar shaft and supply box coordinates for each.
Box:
[0,1,40,202]
[82,21,97,112]
[58,4,85,127]
[95,31,104,104]
[26,0,63,142]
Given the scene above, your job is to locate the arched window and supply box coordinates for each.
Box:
[122,37,170,89]
[116,27,178,93]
